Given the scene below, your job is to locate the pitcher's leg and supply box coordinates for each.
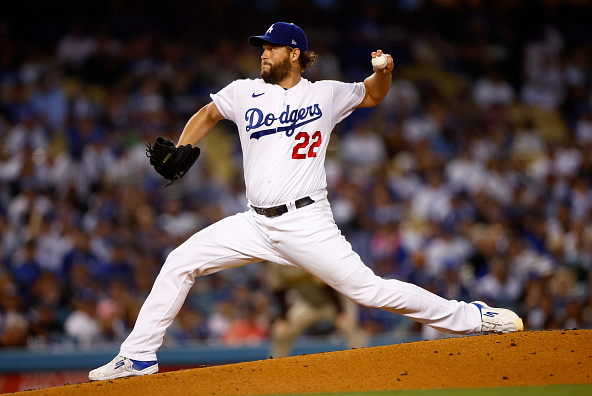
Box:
[341,265,482,334]
[300,260,482,334]
[120,254,198,360]
[277,202,482,335]
[120,212,274,361]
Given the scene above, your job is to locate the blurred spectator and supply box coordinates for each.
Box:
[424,222,472,279]
[27,272,64,345]
[222,303,268,347]
[63,292,101,349]
[102,242,135,287]
[62,231,103,279]
[5,108,48,155]
[32,215,72,274]
[474,256,522,307]
[340,119,387,172]
[62,262,98,306]
[56,22,96,69]
[472,69,515,110]
[575,110,592,146]
[28,301,63,346]
[207,300,236,341]
[30,71,67,132]
[410,167,452,223]
[0,280,29,347]
[96,279,140,342]
[0,213,19,263]
[79,28,124,87]
[6,179,52,228]
[168,305,209,344]
[9,239,42,300]
[268,263,367,357]
[400,109,440,145]
[158,197,202,238]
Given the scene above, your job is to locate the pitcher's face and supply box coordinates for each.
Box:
[260,44,292,84]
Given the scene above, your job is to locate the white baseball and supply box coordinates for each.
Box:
[371,54,388,70]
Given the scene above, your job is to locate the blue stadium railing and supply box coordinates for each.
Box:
[0,334,425,373]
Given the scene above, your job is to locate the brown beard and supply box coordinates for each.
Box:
[261,55,292,84]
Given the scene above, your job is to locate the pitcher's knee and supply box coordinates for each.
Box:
[349,292,382,308]
[335,278,385,308]
[160,247,201,278]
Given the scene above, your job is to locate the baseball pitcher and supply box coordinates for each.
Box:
[90,22,523,380]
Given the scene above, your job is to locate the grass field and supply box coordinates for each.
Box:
[285,384,592,396]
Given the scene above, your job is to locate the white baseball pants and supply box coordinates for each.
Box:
[120,190,482,361]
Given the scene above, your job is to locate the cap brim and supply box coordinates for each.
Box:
[248,35,282,48]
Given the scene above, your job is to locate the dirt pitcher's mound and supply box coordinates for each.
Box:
[18,330,592,395]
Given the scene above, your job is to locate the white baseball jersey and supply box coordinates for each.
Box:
[211,77,365,207]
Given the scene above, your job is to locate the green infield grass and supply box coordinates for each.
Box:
[278,384,592,396]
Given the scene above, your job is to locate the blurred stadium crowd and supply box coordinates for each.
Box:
[1,0,592,350]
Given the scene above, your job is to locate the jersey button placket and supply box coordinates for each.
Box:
[264,91,281,186]
[279,92,287,139]
[275,93,287,159]
[270,91,286,173]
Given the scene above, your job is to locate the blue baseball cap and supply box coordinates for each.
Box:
[249,22,308,52]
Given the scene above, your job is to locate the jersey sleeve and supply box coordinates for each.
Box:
[210,81,237,122]
[328,81,366,125]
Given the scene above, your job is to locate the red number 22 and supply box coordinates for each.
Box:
[292,131,322,159]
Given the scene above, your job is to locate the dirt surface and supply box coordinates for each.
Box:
[15,330,592,395]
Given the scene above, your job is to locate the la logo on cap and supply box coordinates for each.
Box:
[249,22,308,52]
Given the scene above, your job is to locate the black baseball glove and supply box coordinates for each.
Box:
[146,136,201,186]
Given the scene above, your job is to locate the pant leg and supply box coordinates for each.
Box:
[120,211,275,361]
[273,199,482,335]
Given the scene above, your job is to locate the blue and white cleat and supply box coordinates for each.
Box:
[89,355,158,381]
[472,301,524,334]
